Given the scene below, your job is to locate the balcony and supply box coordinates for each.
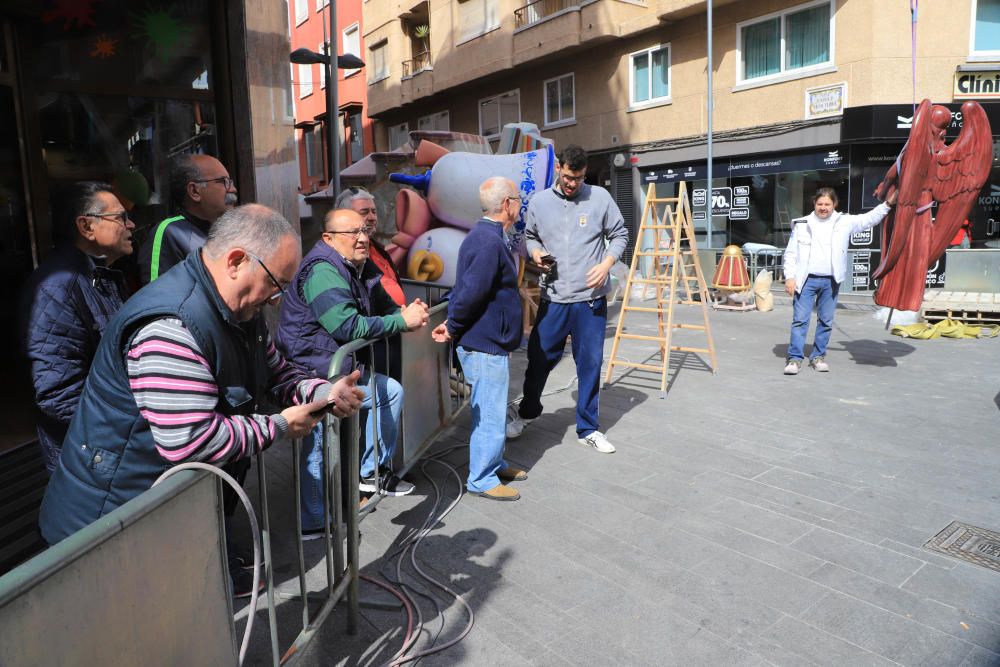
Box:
[401,50,432,78]
[514,0,584,29]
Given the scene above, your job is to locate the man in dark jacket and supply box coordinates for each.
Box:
[20,181,134,472]
[39,204,364,547]
[277,209,428,535]
[432,177,526,501]
[138,153,237,283]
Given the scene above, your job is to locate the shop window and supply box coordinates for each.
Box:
[738,0,832,84]
[630,46,670,108]
[544,73,575,127]
[457,0,499,43]
[479,89,520,139]
[304,125,324,178]
[389,122,410,150]
[370,41,389,83]
[298,63,313,98]
[295,0,309,25]
[418,111,450,131]
[342,24,361,78]
[972,0,1000,58]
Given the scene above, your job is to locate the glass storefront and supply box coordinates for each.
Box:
[1,0,227,453]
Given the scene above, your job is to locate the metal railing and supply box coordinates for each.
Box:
[0,299,465,666]
[401,50,431,77]
[514,0,581,28]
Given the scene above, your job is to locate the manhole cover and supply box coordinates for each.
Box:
[925,521,1000,573]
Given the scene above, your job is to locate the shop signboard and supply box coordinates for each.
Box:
[729,208,749,221]
[954,69,1000,100]
[848,250,947,291]
[711,187,732,217]
[693,188,706,206]
[842,102,1000,142]
[640,148,848,186]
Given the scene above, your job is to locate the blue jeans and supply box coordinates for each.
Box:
[456,347,509,494]
[787,275,840,361]
[299,372,401,530]
[520,298,606,438]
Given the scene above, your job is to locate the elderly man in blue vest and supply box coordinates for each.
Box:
[39,205,364,555]
[277,208,429,537]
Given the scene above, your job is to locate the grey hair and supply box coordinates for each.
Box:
[335,186,375,210]
[169,153,203,207]
[203,203,298,260]
[479,177,518,215]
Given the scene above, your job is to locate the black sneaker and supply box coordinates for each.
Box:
[359,471,415,496]
[231,566,264,599]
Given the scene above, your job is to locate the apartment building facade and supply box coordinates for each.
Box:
[289,0,375,194]
[362,0,1000,282]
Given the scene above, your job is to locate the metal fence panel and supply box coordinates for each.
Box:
[0,471,235,667]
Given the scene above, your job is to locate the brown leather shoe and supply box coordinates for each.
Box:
[475,484,520,501]
[497,466,528,482]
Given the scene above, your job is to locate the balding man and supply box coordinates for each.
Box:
[139,153,238,283]
[432,178,526,501]
[335,187,405,306]
[278,208,428,534]
[40,204,364,547]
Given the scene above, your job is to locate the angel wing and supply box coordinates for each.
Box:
[926,101,993,260]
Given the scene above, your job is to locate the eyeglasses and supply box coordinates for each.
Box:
[84,210,131,226]
[324,226,373,239]
[246,252,287,304]
[194,176,236,190]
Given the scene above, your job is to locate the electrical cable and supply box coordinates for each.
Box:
[152,462,262,667]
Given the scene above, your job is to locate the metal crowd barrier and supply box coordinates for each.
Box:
[0,298,463,667]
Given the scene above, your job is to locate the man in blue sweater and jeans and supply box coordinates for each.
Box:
[432,177,527,501]
[507,145,628,453]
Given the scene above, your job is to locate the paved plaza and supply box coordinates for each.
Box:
[243,296,1000,666]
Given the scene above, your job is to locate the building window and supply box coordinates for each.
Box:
[457,0,499,43]
[316,0,329,10]
[418,111,450,131]
[630,46,670,108]
[342,23,361,77]
[298,63,313,98]
[544,73,575,127]
[347,112,365,163]
[738,0,832,83]
[389,122,410,149]
[295,0,308,25]
[478,89,520,139]
[318,41,328,88]
[972,0,1000,58]
[304,125,325,178]
[370,41,389,82]
[287,64,296,118]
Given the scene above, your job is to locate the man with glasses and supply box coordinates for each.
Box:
[40,205,365,599]
[507,145,628,454]
[278,209,430,533]
[335,186,405,306]
[138,153,238,284]
[20,181,134,473]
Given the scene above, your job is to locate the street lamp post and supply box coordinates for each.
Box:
[290,15,365,201]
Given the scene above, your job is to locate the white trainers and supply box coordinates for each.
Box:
[506,405,533,439]
[578,431,616,454]
[783,359,801,375]
[809,357,830,372]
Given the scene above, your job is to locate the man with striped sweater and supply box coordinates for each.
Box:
[39,205,364,550]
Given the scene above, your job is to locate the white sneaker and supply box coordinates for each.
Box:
[506,405,533,439]
[578,431,616,454]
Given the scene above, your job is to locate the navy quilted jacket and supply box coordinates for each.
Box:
[19,245,128,472]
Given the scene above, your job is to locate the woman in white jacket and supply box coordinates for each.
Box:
[782,187,896,375]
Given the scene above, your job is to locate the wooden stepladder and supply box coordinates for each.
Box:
[604,182,717,393]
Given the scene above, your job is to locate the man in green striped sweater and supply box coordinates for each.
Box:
[138,154,238,284]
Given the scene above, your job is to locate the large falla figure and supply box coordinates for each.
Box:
[872,99,992,312]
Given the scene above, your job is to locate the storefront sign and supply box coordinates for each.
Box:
[805,82,847,119]
[954,70,1000,99]
[711,187,732,217]
[693,188,706,206]
[850,228,874,247]
[842,102,1000,141]
[729,208,749,221]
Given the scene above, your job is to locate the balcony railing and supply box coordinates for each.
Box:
[514,0,581,28]
[402,51,431,77]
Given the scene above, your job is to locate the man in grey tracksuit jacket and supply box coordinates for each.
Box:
[507,145,628,453]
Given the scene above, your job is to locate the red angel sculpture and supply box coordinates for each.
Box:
[872,99,992,312]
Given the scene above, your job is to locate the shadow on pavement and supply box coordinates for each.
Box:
[832,338,916,367]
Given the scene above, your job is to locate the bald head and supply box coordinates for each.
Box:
[323,208,371,265]
[480,177,521,229]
